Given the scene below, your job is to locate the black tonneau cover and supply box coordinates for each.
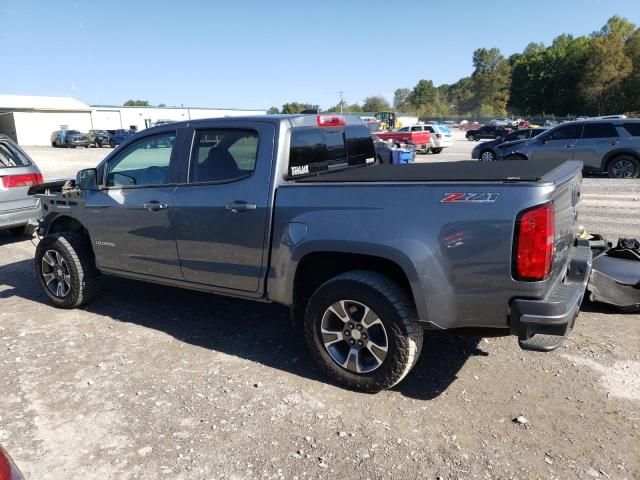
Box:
[296,159,568,183]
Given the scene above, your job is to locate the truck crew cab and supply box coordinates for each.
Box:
[30,114,591,392]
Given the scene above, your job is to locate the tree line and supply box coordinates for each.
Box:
[271,16,639,119]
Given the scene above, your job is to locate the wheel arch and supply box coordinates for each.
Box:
[45,214,88,236]
[601,149,640,172]
[290,250,420,323]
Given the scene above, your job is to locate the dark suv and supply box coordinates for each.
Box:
[500,119,640,178]
[465,125,509,141]
[88,130,110,147]
[472,128,546,161]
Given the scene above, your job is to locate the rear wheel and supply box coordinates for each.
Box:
[467,135,475,141]
[431,148,443,154]
[35,232,97,308]
[304,271,423,392]
[607,156,639,179]
[480,150,495,161]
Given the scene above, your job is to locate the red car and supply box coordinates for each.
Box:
[459,121,482,132]
[374,126,430,153]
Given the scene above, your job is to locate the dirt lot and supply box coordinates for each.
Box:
[1,135,638,479]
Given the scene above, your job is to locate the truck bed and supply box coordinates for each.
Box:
[296,159,570,183]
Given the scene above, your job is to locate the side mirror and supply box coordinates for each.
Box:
[76,168,98,190]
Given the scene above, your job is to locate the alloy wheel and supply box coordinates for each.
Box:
[480,151,495,161]
[41,250,71,298]
[610,159,636,178]
[320,300,389,374]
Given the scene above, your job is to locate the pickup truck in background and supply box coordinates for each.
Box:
[374,125,431,153]
[30,114,591,392]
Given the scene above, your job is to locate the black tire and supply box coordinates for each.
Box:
[607,155,639,179]
[304,271,423,393]
[51,141,56,147]
[479,149,495,161]
[431,148,442,154]
[35,232,97,309]
[467,135,475,141]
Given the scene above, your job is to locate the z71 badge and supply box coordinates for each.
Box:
[441,192,500,203]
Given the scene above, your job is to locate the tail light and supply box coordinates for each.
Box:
[0,447,23,480]
[513,203,555,281]
[317,114,345,127]
[1,173,43,188]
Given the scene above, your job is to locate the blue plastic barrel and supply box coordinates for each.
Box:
[391,148,414,164]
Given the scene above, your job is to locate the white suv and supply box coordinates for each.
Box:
[405,124,453,154]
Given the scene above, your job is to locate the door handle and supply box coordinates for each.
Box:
[143,201,168,211]
[610,141,620,146]
[564,144,574,148]
[226,201,257,213]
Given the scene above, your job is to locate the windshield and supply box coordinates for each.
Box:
[65,130,81,135]
[0,139,32,167]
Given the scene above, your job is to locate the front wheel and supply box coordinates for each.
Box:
[480,149,495,161]
[467,135,475,141]
[607,156,639,179]
[431,148,442,154]
[35,232,97,308]
[304,271,423,392]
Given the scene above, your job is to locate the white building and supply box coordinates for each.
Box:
[0,95,93,146]
[0,94,266,146]
[91,105,266,132]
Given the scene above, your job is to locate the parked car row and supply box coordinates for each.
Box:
[473,118,640,178]
[51,129,137,148]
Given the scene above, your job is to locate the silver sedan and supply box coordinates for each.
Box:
[0,135,42,236]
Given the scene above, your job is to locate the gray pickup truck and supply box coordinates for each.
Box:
[30,114,592,392]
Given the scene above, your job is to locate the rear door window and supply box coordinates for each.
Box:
[0,139,31,168]
[190,129,258,183]
[622,123,640,136]
[581,123,618,139]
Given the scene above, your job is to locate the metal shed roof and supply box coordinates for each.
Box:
[0,94,91,112]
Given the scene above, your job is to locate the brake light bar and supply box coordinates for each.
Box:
[513,203,555,281]
[1,173,43,188]
[317,114,346,127]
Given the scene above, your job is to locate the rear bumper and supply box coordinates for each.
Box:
[510,241,592,349]
[432,138,452,148]
[0,203,40,230]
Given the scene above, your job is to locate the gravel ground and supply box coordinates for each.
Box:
[0,132,638,479]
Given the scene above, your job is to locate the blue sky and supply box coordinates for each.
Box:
[1,1,639,110]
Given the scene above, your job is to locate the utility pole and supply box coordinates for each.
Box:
[338,91,344,114]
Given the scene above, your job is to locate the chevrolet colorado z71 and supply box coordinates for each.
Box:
[30,114,592,392]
